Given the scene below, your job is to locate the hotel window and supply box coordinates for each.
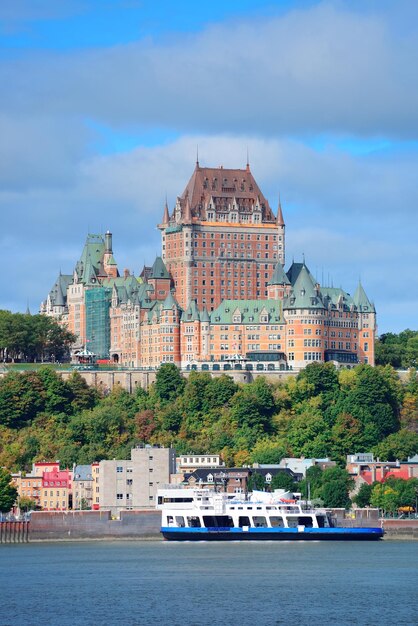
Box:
[116,466,123,473]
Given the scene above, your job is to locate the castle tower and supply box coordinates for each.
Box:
[158,162,285,311]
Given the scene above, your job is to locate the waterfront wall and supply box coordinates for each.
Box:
[28,510,161,541]
[0,521,29,543]
[2,514,418,542]
[381,519,418,540]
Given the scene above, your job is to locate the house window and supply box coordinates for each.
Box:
[116,466,123,473]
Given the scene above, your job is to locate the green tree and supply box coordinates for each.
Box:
[250,438,286,465]
[247,472,266,492]
[0,371,45,427]
[19,496,37,512]
[297,362,339,398]
[316,467,354,509]
[67,371,99,413]
[154,364,185,404]
[372,430,418,462]
[270,472,296,492]
[0,468,17,513]
[353,482,375,508]
[202,375,238,411]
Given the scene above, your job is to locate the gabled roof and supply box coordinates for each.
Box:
[149,256,171,280]
[211,299,283,324]
[268,262,290,286]
[353,281,375,313]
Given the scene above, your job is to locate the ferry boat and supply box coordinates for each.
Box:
[157,488,383,541]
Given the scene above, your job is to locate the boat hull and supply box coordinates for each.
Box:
[161,527,384,541]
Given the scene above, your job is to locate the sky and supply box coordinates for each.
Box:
[0,0,417,334]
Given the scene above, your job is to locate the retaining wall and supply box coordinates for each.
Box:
[29,510,161,541]
[0,521,29,543]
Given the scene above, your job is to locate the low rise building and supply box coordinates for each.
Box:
[41,469,72,511]
[185,466,301,493]
[347,453,418,485]
[176,454,224,474]
[72,465,94,510]
[98,446,176,515]
[277,458,336,477]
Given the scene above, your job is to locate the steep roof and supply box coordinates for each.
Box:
[149,256,171,280]
[48,273,72,307]
[353,281,375,313]
[182,300,201,322]
[74,234,106,284]
[286,261,316,286]
[177,163,276,222]
[283,264,324,310]
[211,299,283,324]
[268,262,290,286]
[162,291,181,311]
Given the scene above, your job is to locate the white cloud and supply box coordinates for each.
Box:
[1,3,418,137]
[0,133,416,333]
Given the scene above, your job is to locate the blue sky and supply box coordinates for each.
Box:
[0,0,417,333]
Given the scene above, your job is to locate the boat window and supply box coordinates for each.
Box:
[316,515,326,528]
[187,516,201,528]
[175,516,185,527]
[298,516,314,528]
[270,516,284,528]
[239,516,251,528]
[203,515,234,528]
[167,515,174,526]
[230,506,235,510]
[287,517,298,528]
[252,516,267,528]
[238,507,243,510]
[256,507,262,510]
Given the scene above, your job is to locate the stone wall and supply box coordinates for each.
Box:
[29,510,161,541]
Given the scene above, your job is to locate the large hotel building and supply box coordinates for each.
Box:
[41,161,375,371]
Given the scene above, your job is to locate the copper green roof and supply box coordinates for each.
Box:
[268,262,290,286]
[48,273,72,307]
[286,261,316,286]
[210,299,283,324]
[283,264,324,310]
[182,300,201,322]
[321,287,355,311]
[200,306,210,322]
[162,292,181,311]
[353,281,375,313]
[150,256,171,279]
[75,234,106,284]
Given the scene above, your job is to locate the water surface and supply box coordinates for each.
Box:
[0,540,417,626]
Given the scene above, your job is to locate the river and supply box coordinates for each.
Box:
[0,540,417,626]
